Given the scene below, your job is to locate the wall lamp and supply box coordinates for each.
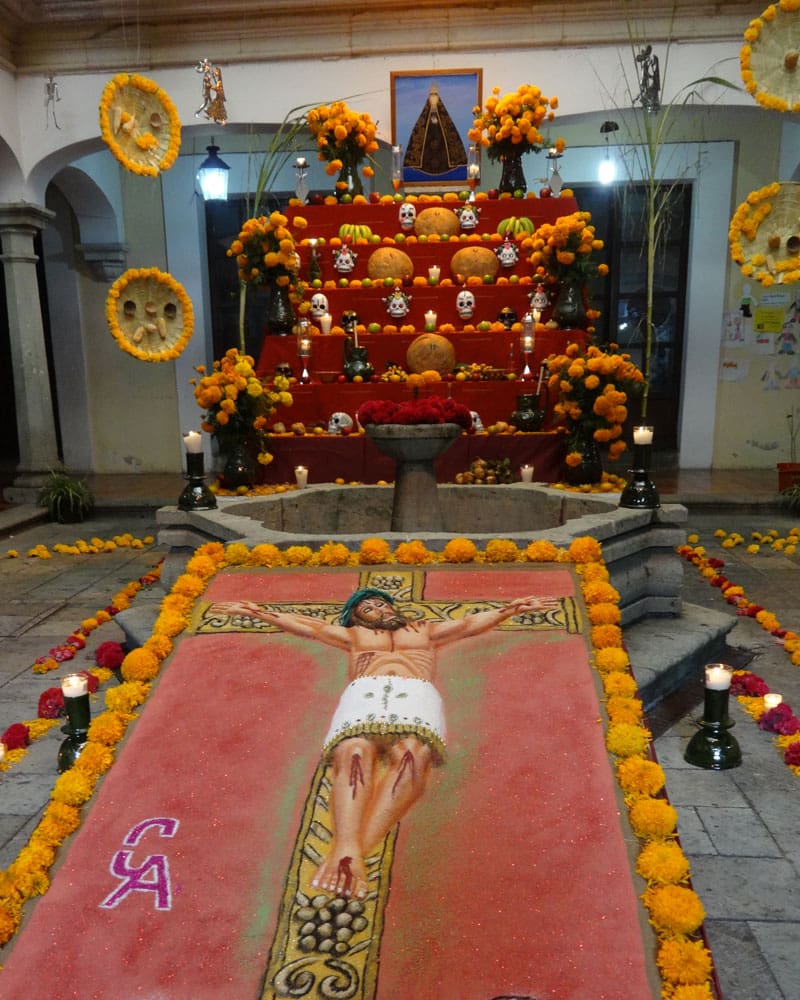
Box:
[598,120,619,185]
[197,140,230,201]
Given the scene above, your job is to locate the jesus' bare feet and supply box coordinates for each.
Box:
[312,850,368,899]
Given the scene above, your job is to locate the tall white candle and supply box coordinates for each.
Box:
[62,673,89,697]
[520,464,534,483]
[428,265,440,283]
[183,431,203,454]
[633,425,654,445]
[424,310,437,331]
[319,313,332,335]
[294,465,308,488]
[704,664,732,690]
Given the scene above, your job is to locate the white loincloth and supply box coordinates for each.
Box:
[322,675,447,762]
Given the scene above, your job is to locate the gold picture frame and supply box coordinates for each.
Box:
[390,68,482,187]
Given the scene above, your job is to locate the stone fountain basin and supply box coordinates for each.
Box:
[157,483,688,627]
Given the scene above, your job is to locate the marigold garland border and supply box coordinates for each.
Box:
[106,266,194,362]
[741,0,800,114]
[0,535,716,998]
[98,73,181,177]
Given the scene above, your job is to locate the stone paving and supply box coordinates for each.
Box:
[1,504,800,998]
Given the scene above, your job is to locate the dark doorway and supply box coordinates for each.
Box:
[574,181,692,454]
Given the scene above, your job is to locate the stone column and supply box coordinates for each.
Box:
[0,203,60,498]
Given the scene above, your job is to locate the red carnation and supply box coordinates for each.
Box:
[95,641,125,669]
[730,672,769,697]
[784,743,800,766]
[1,723,31,750]
[78,670,100,694]
[37,688,65,719]
[759,703,800,735]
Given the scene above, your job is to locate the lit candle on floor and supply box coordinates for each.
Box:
[520,465,534,483]
[764,693,783,709]
[704,664,733,690]
[424,310,437,332]
[294,465,308,488]
[319,312,332,335]
[183,431,202,453]
[62,673,89,698]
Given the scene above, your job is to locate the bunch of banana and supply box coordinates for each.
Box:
[379,363,408,382]
[338,222,374,242]
[496,216,535,238]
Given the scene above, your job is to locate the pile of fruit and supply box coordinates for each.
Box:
[453,457,516,485]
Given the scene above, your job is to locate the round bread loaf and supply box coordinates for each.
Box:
[406,333,456,375]
[367,246,414,280]
[414,206,461,237]
[450,245,499,280]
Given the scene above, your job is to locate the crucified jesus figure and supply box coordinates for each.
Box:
[214,588,559,901]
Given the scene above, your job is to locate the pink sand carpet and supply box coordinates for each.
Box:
[1,565,658,999]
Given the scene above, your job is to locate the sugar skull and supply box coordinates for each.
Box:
[327,411,354,434]
[383,288,411,318]
[309,291,329,318]
[530,284,549,312]
[456,288,475,320]
[470,410,484,433]
[495,234,519,268]
[333,246,357,273]
[457,204,480,231]
[398,202,416,230]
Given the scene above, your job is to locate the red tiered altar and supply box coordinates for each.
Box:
[256,195,587,483]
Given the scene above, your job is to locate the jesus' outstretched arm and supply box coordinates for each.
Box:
[208,601,351,649]
[427,594,561,647]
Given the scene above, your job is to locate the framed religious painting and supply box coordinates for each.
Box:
[390,68,482,187]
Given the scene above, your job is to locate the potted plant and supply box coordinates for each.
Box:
[778,406,800,492]
[37,469,94,523]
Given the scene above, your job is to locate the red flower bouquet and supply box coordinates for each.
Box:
[1,723,31,750]
[95,640,125,670]
[37,688,65,720]
[358,396,473,430]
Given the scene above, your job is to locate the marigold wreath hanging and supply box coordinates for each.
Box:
[741,0,800,113]
[98,73,181,176]
[728,181,800,286]
[106,267,194,362]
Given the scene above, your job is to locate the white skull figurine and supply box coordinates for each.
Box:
[530,284,549,312]
[327,412,354,434]
[456,288,476,320]
[495,235,519,268]
[384,288,411,318]
[333,246,357,273]
[398,202,416,230]
[309,292,329,318]
[470,410,484,433]
[458,205,480,231]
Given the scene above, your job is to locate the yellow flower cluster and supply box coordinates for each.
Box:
[227,211,307,288]
[546,342,645,460]
[727,182,800,286]
[193,348,292,464]
[469,84,562,162]
[529,211,609,287]
[98,73,181,177]
[106,267,194,362]
[306,101,379,179]
[577,558,712,992]
[741,1,800,114]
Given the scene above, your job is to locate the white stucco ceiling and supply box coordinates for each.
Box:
[0,1,757,75]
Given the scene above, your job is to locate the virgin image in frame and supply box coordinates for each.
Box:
[391,69,482,186]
